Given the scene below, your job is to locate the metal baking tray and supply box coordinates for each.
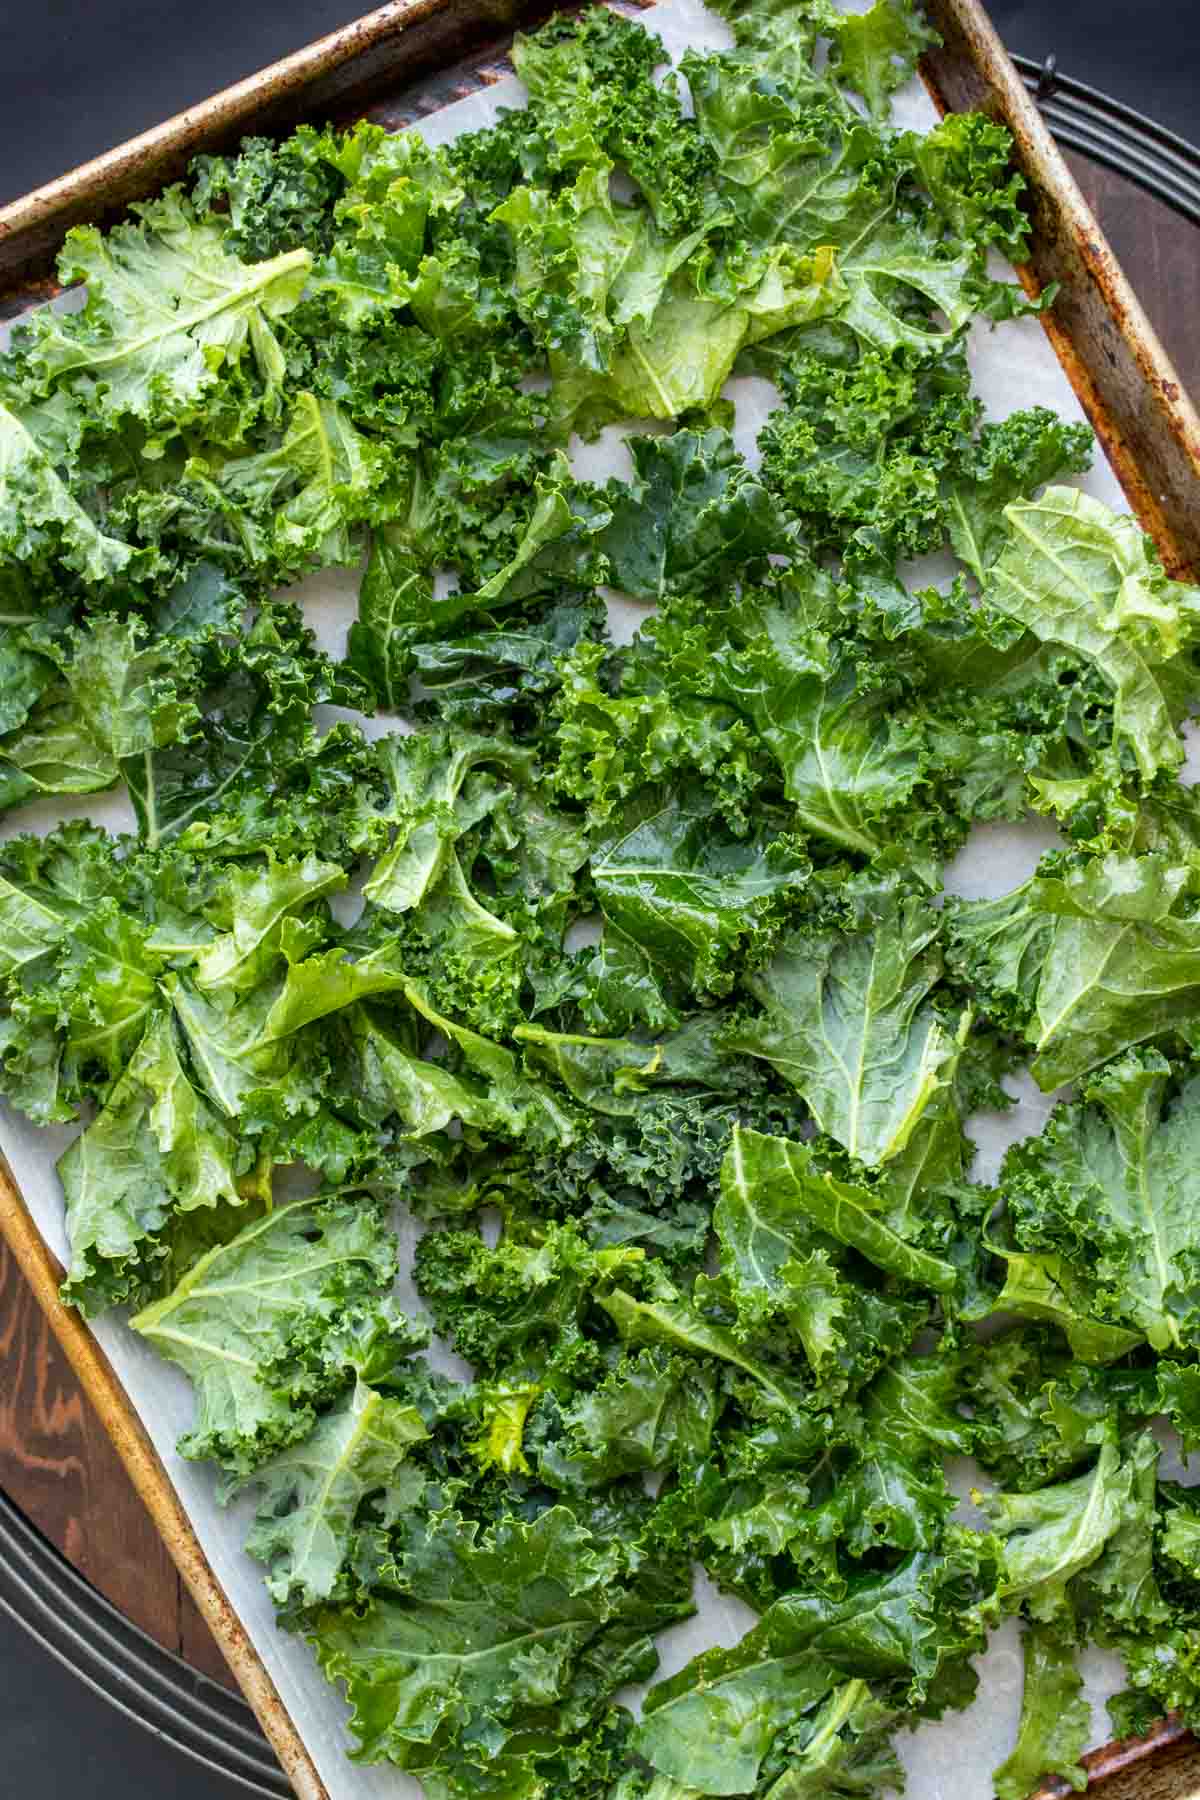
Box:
[1,3,1200,1797]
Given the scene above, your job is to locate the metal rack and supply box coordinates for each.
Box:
[0,48,1198,1800]
[0,1492,290,1795]
[1014,52,1200,224]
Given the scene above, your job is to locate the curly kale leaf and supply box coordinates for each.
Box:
[731,884,967,1167]
[58,1008,246,1313]
[539,1347,719,1491]
[949,851,1200,1086]
[510,8,715,234]
[992,1625,1089,1800]
[635,1532,997,1794]
[590,786,809,1000]
[1002,1049,1200,1352]
[14,190,310,434]
[0,612,198,816]
[0,400,137,582]
[722,1126,959,1298]
[600,427,784,601]
[131,1195,422,1473]
[311,1504,692,1786]
[985,485,1200,781]
[192,132,344,261]
[125,601,370,856]
[237,1378,429,1607]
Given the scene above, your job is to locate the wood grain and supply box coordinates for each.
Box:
[0,1232,237,1688]
[0,145,1198,1708]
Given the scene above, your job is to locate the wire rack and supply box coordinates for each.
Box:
[1014,52,1200,223]
[1,49,1198,1800]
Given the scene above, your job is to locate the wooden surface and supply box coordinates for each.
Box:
[1,150,1199,1705]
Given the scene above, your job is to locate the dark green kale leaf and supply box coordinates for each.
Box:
[600,427,784,601]
[635,1531,998,1794]
[125,602,371,856]
[310,1503,694,1786]
[590,785,810,1000]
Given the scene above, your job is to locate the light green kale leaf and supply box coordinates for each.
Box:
[0,400,135,581]
[183,391,390,574]
[722,1126,959,1295]
[980,1439,1137,1622]
[986,1251,1143,1365]
[1003,1049,1200,1351]
[552,247,843,433]
[0,614,199,814]
[508,7,714,234]
[58,1008,244,1314]
[942,408,1093,585]
[703,586,927,863]
[730,886,967,1166]
[986,485,1200,780]
[762,1679,903,1799]
[18,189,311,429]
[950,851,1200,1086]
[239,1378,428,1606]
[825,0,939,120]
[356,727,535,914]
[130,1195,413,1472]
[189,851,346,995]
[167,937,411,1120]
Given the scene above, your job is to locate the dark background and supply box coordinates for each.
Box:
[1,2,1199,1796]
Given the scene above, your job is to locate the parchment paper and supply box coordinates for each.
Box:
[2,4,1194,1792]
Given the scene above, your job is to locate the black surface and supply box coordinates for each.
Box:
[988,0,1200,151]
[0,0,365,204]
[0,4,1198,1799]
[0,1609,246,1799]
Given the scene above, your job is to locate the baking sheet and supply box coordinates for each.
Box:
[2,1,1195,1792]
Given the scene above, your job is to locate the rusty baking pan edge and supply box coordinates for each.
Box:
[0,1164,331,1800]
[2,1,1200,1796]
[920,0,1200,579]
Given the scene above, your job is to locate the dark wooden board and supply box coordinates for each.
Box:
[0,146,1198,1708]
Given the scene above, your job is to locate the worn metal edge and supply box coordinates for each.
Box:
[921,0,1200,579]
[0,1163,330,1800]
